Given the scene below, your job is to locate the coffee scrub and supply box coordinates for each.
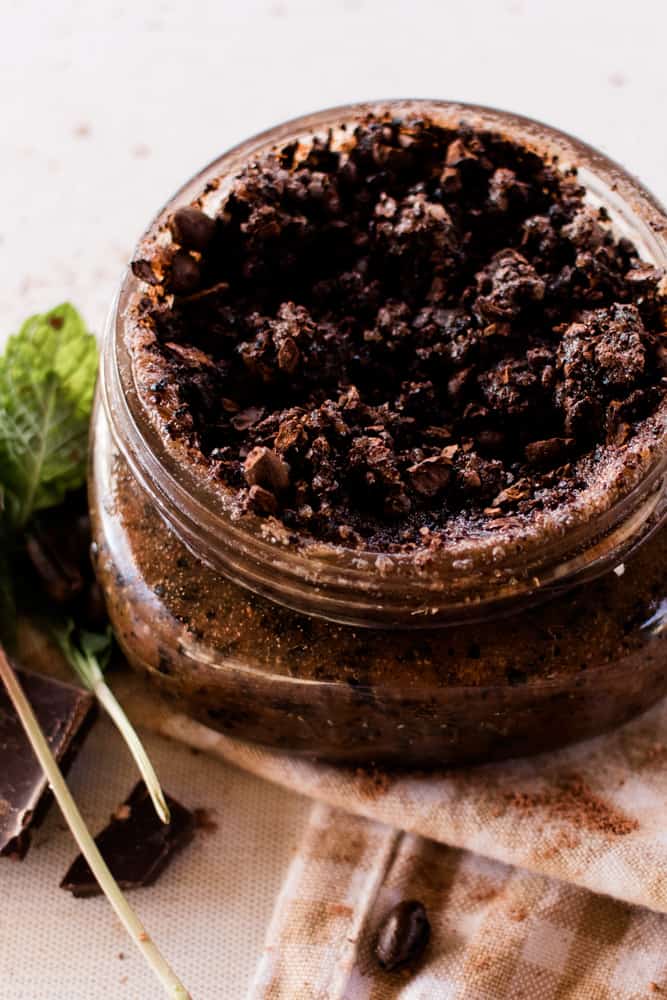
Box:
[91,100,667,765]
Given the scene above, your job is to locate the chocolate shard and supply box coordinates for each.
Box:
[243,446,290,494]
[60,781,195,898]
[0,669,96,860]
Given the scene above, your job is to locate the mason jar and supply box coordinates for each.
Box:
[90,100,667,766]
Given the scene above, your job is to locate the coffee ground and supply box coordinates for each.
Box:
[131,116,667,552]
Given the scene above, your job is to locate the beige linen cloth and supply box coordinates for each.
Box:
[111,671,667,1000]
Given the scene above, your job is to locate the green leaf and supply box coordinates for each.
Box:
[0,303,98,528]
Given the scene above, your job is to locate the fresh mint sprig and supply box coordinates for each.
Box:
[0,303,186,997]
[0,304,97,528]
[0,302,168,822]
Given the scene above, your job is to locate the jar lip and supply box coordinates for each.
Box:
[102,98,667,627]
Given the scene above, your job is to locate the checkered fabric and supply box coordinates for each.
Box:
[47,653,667,998]
[248,803,667,999]
[120,674,667,917]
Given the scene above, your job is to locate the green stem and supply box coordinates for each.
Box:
[53,628,170,825]
[0,645,190,1000]
[92,674,171,824]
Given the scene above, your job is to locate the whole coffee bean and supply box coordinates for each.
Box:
[374,900,430,972]
[170,207,216,251]
[169,250,201,295]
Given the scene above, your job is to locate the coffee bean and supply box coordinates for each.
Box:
[169,250,201,295]
[170,207,217,251]
[374,899,430,972]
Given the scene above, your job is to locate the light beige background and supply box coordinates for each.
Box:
[1,1,667,996]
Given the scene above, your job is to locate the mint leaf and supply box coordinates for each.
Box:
[0,304,98,528]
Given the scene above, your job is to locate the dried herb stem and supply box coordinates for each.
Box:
[0,644,190,1000]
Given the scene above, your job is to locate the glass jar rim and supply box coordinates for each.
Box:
[101,98,667,628]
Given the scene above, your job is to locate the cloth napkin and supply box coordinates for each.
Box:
[113,672,667,999]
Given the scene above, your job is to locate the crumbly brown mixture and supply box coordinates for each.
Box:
[131,116,667,551]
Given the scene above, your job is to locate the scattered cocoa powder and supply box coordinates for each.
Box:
[353,766,393,799]
[504,774,638,836]
[193,807,219,834]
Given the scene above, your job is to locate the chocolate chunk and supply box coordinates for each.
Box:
[248,484,279,515]
[274,417,306,453]
[0,670,96,859]
[349,436,411,517]
[168,250,201,295]
[131,259,160,285]
[375,899,431,972]
[474,249,545,322]
[524,437,574,466]
[478,358,544,419]
[277,337,300,373]
[493,478,532,507]
[243,446,290,493]
[60,782,195,897]
[408,455,452,497]
[169,207,216,251]
[556,304,648,436]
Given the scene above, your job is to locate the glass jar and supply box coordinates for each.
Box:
[90,100,667,766]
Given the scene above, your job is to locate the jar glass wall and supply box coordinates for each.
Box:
[90,101,667,766]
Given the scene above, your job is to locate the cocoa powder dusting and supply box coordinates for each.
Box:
[354,766,393,799]
[504,774,638,836]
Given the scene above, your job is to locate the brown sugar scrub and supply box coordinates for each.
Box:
[129,116,666,556]
[92,101,667,765]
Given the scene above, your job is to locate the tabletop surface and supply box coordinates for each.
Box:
[2,1,666,996]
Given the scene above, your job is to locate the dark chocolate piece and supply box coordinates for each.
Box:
[0,669,95,859]
[374,899,431,972]
[60,781,195,897]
